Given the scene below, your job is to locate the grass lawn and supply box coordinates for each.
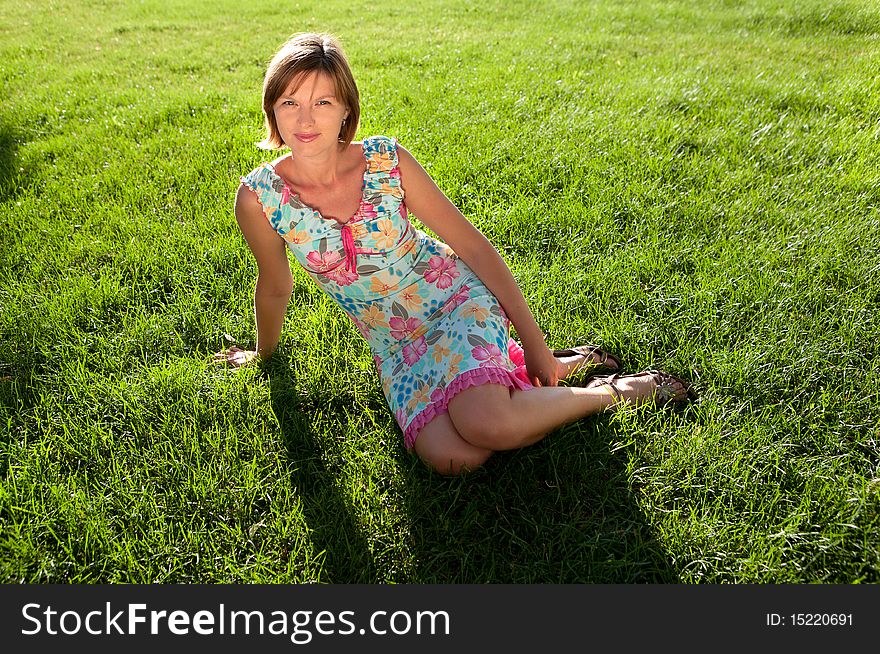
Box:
[1,0,878,583]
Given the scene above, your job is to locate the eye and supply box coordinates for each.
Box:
[317,100,331,106]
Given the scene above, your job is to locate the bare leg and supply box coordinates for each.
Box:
[410,383,610,475]
[412,411,493,476]
[447,373,687,452]
[554,353,592,380]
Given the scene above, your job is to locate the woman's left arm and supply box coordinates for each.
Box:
[397,144,559,387]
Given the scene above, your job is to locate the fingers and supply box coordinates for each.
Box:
[210,345,247,366]
[530,374,558,388]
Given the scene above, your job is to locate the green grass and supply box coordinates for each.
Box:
[1,0,878,583]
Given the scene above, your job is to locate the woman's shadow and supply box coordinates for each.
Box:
[399,421,683,582]
[265,350,379,583]
[0,121,25,204]
[267,343,680,582]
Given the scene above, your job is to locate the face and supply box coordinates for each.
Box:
[272,71,349,153]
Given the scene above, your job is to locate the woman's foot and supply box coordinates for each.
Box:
[586,370,694,410]
[553,344,621,380]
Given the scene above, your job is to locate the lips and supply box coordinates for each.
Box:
[295,133,320,143]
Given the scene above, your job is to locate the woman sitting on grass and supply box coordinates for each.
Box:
[216,32,694,475]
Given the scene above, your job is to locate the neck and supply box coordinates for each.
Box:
[289,143,346,188]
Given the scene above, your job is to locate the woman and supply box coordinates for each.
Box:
[216,33,692,475]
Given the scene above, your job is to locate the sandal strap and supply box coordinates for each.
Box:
[587,370,693,409]
[577,345,607,366]
[552,345,596,358]
[552,344,620,374]
[586,373,625,406]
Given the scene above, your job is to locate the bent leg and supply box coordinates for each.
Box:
[447,383,617,451]
[412,411,493,476]
[448,371,689,451]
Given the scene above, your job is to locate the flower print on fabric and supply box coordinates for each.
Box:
[402,337,427,367]
[239,135,534,451]
[407,382,434,412]
[369,272,399,296]
[348,222,369,241]
[366,146,396,173]
[444,352,464,383]
[324,266,360,286]
[423,255,459,289]
[469,335,508,369]
[306,250,342,273]
[374,219,399,250]
[379,169,401,195]
[398,238,417,259]
[398,284,423,312]
[441,284,471,313]
[360,305,389,331]
[460,301,490,325]
[390,316,422,341]
[305,250,359,286]
[283,229,310,245]
[359,200,379,221]
[432,335,452,364]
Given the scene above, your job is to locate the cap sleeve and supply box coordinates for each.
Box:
[363,135,399,173]
[239,164,299,236]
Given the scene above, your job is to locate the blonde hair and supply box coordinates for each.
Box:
[257,33,360,150]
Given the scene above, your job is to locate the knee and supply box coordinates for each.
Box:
[456,414,518,450]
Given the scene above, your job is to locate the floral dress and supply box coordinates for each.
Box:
[240,135,534,449]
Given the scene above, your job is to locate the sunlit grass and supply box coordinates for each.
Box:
[1,0,878,582]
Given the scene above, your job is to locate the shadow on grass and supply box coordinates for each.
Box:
[264,348,677,582]
[265,354,378,583]
[0,119,23,204]
[0,338,47,481]
[399,419,681,583]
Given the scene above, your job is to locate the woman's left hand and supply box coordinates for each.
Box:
[524,344,559,387]
[212,345,260,368]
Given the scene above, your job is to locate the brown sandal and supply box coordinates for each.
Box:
[586,369,695,409]
[552,344,622,377]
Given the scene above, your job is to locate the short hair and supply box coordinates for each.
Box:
[258,33,360,150]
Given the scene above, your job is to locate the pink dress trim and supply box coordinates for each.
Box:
[403,338,534,449]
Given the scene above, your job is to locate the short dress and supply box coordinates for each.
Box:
[240,135,535,449]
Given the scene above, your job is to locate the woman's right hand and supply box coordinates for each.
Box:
[212,345,260,368]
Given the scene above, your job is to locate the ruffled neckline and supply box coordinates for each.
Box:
[265,140,370,225]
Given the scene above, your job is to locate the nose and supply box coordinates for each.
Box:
[298,105,314,127]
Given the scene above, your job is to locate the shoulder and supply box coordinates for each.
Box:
[240,162,273,192]
[239,162,286,205]
[236,162,284,228]
[235,173,267,223]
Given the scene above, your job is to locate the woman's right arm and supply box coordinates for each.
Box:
[219,183,293,365]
